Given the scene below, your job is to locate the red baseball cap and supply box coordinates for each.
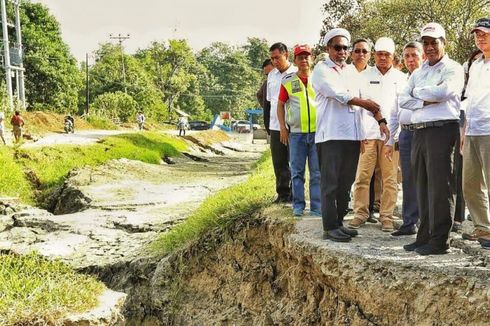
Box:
[294,44,312,56]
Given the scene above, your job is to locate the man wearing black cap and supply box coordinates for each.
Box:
[399,22,464,255]
[311,28,390,242]
[462,18,490,249]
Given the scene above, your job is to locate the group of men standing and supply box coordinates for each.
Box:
[258,18,490,255]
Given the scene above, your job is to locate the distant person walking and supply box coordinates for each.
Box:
[10,110,24,143]
[0,112,6,145]
[277,45,321,217]
[178,116,188,136]
[136,111,145,130]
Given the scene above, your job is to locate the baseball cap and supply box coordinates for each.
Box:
[294,44,312,56]
[374,37,395,54]
[471,18,490,34]
[323,28,351,46]
[420,22,446,39]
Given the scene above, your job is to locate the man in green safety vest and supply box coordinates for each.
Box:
[277,44,321,217]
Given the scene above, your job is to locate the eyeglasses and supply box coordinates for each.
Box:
[333,45,350,52]
[353,49,369,54]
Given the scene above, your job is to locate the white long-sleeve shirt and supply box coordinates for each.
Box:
[465,57,490,136]
[266,64,297,131]
[311,58,364,143]
[360,66,407,145]
[399,55,464,124]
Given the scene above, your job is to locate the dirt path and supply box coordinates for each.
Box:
[0,133,267,269]
[21,129,131,148]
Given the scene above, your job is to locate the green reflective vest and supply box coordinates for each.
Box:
[281,73,316,133]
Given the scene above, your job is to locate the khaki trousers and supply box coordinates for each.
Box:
[463,135,490,232]
[353,140,398,221]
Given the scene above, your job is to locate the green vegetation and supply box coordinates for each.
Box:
[85,115,118,130]
[150,151,275,255]
[322,0,490,62]
[0,252,104,325]
[0,132,187,202]
[0,147,33,202]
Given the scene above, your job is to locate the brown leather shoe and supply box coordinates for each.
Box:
[381,219,394,232]
[348,217,366,229]
[462,229,490,241]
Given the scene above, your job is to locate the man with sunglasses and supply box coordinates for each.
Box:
[399,23,464,255]
[349,37,407,232]
[267,43,297,203]
[351,39,372,73]
[311,28,390,242]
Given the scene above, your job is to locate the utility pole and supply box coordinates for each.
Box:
[0,0,26,111]
[85,53,89,115]
[109,33,130,93]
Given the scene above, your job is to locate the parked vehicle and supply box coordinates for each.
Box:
[188,120,210,130]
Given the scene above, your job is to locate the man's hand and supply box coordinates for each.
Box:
[423,101,438,106]
[460,134,465,156]
[379,122,390,143]
[361,99,380,113]
[280,127,289,145]
[384,145,393,162]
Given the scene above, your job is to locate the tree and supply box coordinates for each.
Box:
[242,37,270,70]
[89,43,166,119]
[198,42,262,119]
[135,40,211,120]
[92,91,137,122]
[324,0,490,62]
[17,2,82,112]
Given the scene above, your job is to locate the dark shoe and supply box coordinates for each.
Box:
[481,239,490,249]
[451,222,463,232]
[392,225,417,236]
[273,196,290,204]
[366,212,378,223]
[403,241,425,252]
[323,229,352,242]
[340,226,358,237]
[415,244,449,256]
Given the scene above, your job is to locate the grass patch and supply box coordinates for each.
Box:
[0,147,33,202]
[1,132,188,202]
[84,115,117,130]
[0,252,104,325]
[150,151,275,255]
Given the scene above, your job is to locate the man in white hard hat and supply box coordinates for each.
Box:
[311,28,390,242]
[348,37,407,232]
[399,22,464,255]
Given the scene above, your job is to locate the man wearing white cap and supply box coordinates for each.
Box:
[348,37,407,232]
[462,18,490,249]
[312,28,390,242]
[399,22,464,255]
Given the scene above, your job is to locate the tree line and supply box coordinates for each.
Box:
[0,1,269,122]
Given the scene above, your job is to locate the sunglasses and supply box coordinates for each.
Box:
[353,49,369,54]
[333,45,350,52]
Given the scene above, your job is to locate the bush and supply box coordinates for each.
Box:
[92,91,138,122]
[85,114,117,129]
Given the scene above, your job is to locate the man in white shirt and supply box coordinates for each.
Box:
[389,41,423,236]
[461,18,490,247]
[399,23,464,255]
[311,28,390,242]
[267,42,297,203]
[348,37,407,232]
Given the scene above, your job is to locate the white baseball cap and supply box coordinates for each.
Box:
[323,28,351,46]
[374,37,395,54]
[420,22,446,39]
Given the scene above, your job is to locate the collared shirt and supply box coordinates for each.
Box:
[266,64,297,131]
[465,57,490,136]
[399,55,464,123]
[360,66,407,145]
[311,58,364,143]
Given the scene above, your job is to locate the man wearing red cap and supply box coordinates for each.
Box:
[277,45,321,217]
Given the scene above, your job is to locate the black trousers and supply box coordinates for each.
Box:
[411,122,458,247]
[270,130,291,199]
[454,113,466,222]
[317,140,360,231]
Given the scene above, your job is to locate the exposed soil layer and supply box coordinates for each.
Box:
[97,206,490,326]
